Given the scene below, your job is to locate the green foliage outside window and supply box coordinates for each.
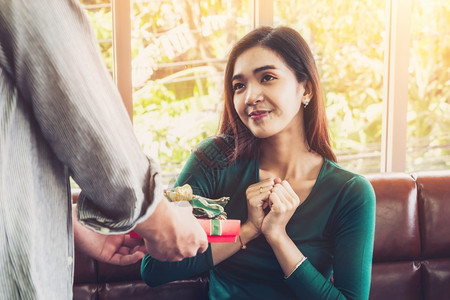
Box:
[82,1,113,71]
[274,0,385,172]
[130,0,252,185]
[82,0,449,184]
[406,0,450,171]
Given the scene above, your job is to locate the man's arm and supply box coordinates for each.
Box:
[2,0,207,260]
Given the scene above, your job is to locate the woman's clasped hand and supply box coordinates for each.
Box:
[245,178,301,240]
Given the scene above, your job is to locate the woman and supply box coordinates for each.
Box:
[141,26,375,299]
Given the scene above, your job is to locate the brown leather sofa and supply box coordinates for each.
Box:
[73,170,450,300]
[368,170,450,300]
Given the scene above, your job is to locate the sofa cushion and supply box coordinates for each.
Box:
[422,258,450,299]
[97,278,209,300]
[369,261,422,300]
[367,173,420,262]
[414,171,450,258]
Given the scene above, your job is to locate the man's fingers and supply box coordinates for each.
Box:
[124,235,145,247]
[198,242,209,254]
[109,251,144,266]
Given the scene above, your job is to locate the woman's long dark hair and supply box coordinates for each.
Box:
[219,26,336,162]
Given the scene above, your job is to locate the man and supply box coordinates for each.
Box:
[0,0,207,299]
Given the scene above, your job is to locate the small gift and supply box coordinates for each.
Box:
[131,184,240,243]
[197,219,240,243]
[165,184,240,243]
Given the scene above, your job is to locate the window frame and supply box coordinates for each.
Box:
[112,0,133,120]
[111,0,419,173]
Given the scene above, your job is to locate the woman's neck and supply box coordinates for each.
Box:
[259,134,321,181]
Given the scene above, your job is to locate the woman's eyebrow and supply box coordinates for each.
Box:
[231,74,243,82]
[253,65,276,74]
[232,65,277,82]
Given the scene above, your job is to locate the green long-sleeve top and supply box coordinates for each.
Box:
[141,136,376,299]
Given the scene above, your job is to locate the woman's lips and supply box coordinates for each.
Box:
[249,110,270,120]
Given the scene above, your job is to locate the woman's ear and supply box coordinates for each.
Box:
[302,81,313,108]
[303,81,313,99]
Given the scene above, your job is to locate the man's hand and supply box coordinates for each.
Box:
[73,204,146,265]
[134,199,208,261]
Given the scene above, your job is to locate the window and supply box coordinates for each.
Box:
[82,0,450,185]
[130,0,253,184]
[274,0,386,174]
[406,0,450,172]
[81,0,113,73]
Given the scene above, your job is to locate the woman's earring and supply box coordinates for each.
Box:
[303,98,310,108]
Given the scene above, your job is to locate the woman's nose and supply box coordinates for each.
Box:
[244,86,264,106]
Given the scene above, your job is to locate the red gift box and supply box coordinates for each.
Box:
[130,219,240,243]
[129,231,142,239]
[198,219,240,243]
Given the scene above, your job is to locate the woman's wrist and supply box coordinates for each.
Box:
[264,230,289,246]
[240,222,261,244]
[211,221,261,264]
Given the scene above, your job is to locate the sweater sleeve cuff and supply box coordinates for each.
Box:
[284,258,313,285]
[77,156,163,234]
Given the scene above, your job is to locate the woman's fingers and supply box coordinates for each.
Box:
[280,180,299,202]
[268,192,282,210]
[246,178,275,201]
[268,189,293,213]
[247,179,300,213]
[270,181,300,208]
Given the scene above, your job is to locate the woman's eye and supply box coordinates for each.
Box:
[233,83,245,91]
[261,74,276,82]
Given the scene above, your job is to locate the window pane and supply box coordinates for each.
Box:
[131,0,253,185]
[273,0,386,174]
[80,0,113,73]
[406,0,450,172]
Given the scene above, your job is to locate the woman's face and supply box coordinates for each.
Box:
[231,46,307,139]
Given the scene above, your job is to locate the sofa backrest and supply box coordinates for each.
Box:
[73,170,450,299]
[367,171,450,300]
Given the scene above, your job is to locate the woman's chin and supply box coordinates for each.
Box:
[250,131,275,139]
